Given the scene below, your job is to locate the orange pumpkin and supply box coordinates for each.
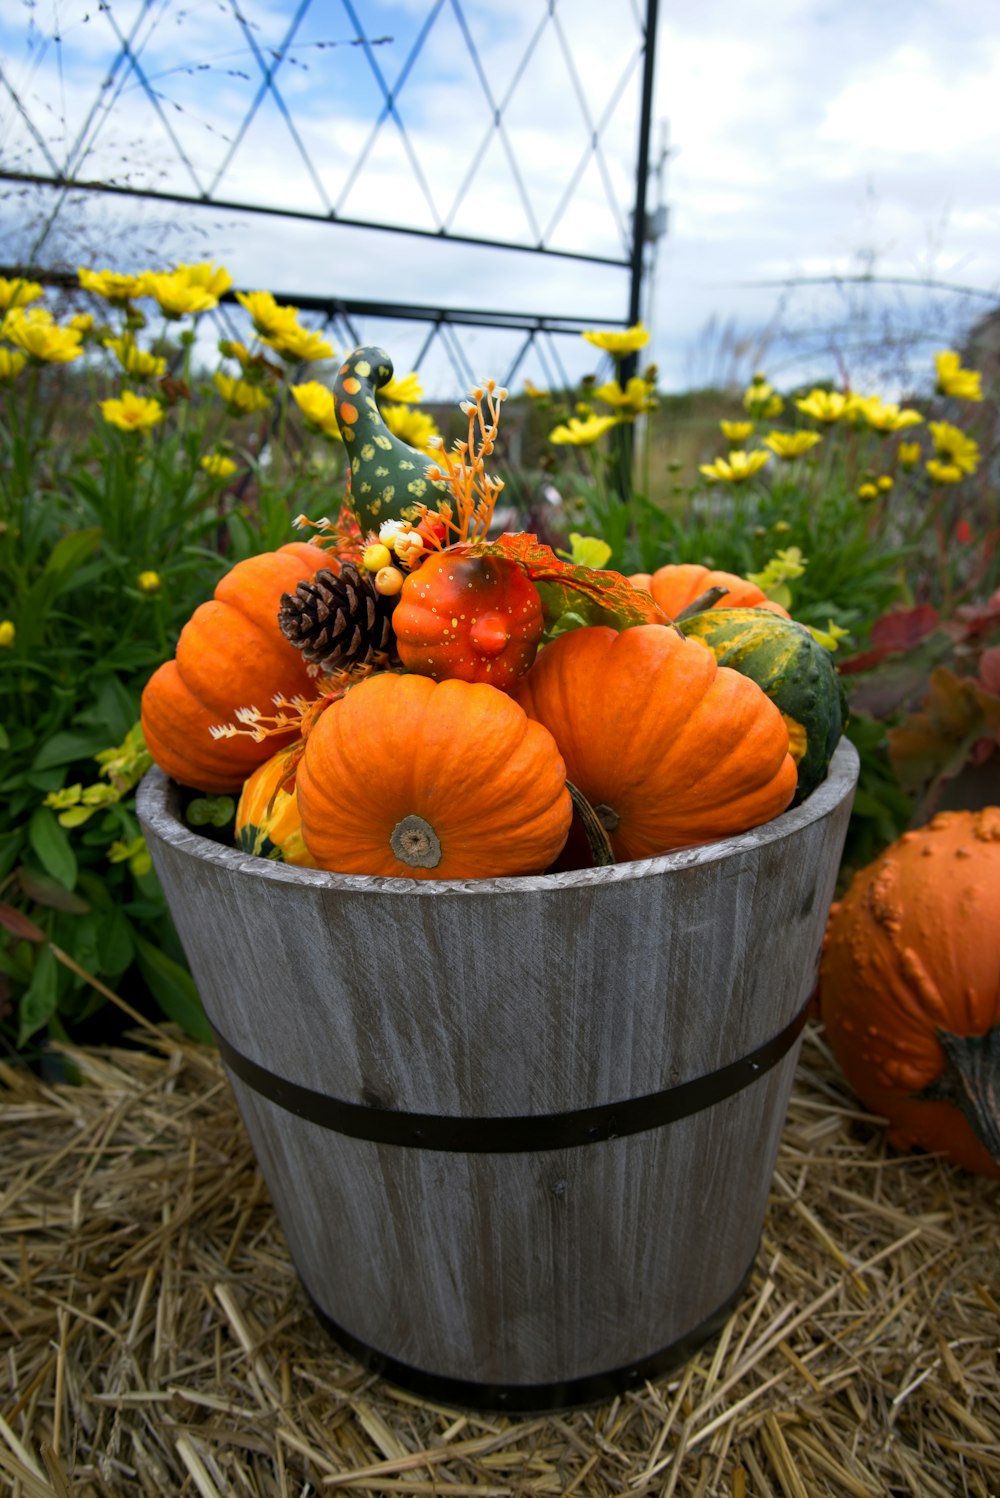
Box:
[392,553,545,690]
[629,563,790,619]
[818,809,1000,1178]
[297,673,572,878]
[514,625,797,862]
[141,542,331,793]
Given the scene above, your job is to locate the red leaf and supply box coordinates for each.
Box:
[0,903,46,943]
[870,606,939,652]
[978,646,1000,696]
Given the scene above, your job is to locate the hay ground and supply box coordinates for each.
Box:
[1,1024,998,1498]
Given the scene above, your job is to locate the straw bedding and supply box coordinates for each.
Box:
[1,1023,998,1498]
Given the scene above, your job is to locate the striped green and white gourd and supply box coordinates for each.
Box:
[678,608,847,802]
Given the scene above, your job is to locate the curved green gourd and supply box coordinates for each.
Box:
[678,607,848,803]
[333,345,447,534]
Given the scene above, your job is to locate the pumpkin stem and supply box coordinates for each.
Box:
[919,1025,1000,1166]
[566,782,616,867]
[672,586,730,622]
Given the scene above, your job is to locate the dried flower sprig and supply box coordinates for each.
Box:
[209,664,381,746]
[416,378,508,547]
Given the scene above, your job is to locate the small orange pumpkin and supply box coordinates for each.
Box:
[629,563,790,619]
[514,625,797,861]
[297,673,572,878]
[392,553,545,690]
[141,542,331,793]
[818,809,1000,1178]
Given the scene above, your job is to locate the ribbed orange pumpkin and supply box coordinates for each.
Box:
[141,542,331,793]
[629,564,790,619]
[297,673,572,878]
[818,809,1000,1179]
[393,553,545,690]
[514,625,797,861]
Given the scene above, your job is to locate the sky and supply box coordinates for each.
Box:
[1,0,998,397]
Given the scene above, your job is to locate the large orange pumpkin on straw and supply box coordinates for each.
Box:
[514,625,797,862]
[297,673,572,878]
[141,542,331,793]
[629,563,789,619]
[818,809,1000,1179]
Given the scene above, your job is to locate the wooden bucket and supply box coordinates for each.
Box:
[137,738,858,1412]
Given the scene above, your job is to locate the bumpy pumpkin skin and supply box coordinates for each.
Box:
[297,673,572,879]
[141,542,331,794]
[514,625,797,862]
[629,563,790,620]
[393,553,545,690]
[235,742,317,867]
[818,809,1000,1179]
[679,608,846,803]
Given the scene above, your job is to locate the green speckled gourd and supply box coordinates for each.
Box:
[333,345,448,533]
[678,608,847,802]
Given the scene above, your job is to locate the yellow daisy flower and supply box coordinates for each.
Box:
[176,261,233,298]
[143,271,218,318]
[200,453,238,479]
[378,371,423,403]
[897,441,922,469]
[137,570,161,593]
[263,322,335,363]
[928,421,979,475]
[214,371,272,415]
[934,350,982,401]
[0,620,15,647]
[857,482,878,502]
[7,317,83,364]
[593,376,657,416]
[103,334,167,380]
[581,322,649,356]
[101,390,165,433]
[926,459,963,485]
[743,378,784,419]
[382,403,440,452]
[0,276,44,312]
[290,381,341,438]
[699,449,771,483]
[78,268,148,304]
[763,431,822,459]
[855,396,923,433]
[235,290,300,339]
[549,414,620,445]
[0,348,27,381]
[795,389,854,423]
[720,420,754,444]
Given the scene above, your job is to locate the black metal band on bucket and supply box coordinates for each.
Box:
[304,1251,757,1413]
[213,997,810,1154]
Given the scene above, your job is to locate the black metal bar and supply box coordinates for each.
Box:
[0,170,631,270]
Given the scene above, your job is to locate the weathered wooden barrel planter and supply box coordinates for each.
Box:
[137,738,858,1413]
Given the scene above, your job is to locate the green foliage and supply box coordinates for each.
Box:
[0,272,350,1053]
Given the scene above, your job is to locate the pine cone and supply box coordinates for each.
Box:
[278,564,399,671]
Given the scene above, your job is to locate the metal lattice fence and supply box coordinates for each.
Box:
[0,0,660,392]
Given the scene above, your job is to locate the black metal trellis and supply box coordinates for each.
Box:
[0,0,661,391]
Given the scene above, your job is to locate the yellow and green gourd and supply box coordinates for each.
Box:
[332,345,448,533]
[234,743,317,867]
[678,608,847,802]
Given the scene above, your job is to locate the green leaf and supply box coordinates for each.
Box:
[134,935,213,1043]
[97,908,134,976]
[18,870,90,913]
[43,527,103,587]
[0,724,9,751]
[32,729,116,771]
[186,796,236,829]
[18,945,59,1047]
[28,807,78,890]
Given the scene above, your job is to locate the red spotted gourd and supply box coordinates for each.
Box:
[514,624,797,862]
[629,563,790,619]
[141,542,331,793]
[297,673,572,878]
[678,608,847,802]
[235,742,316,867]
[392,552,545,690]
[818,809,1000,1179]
